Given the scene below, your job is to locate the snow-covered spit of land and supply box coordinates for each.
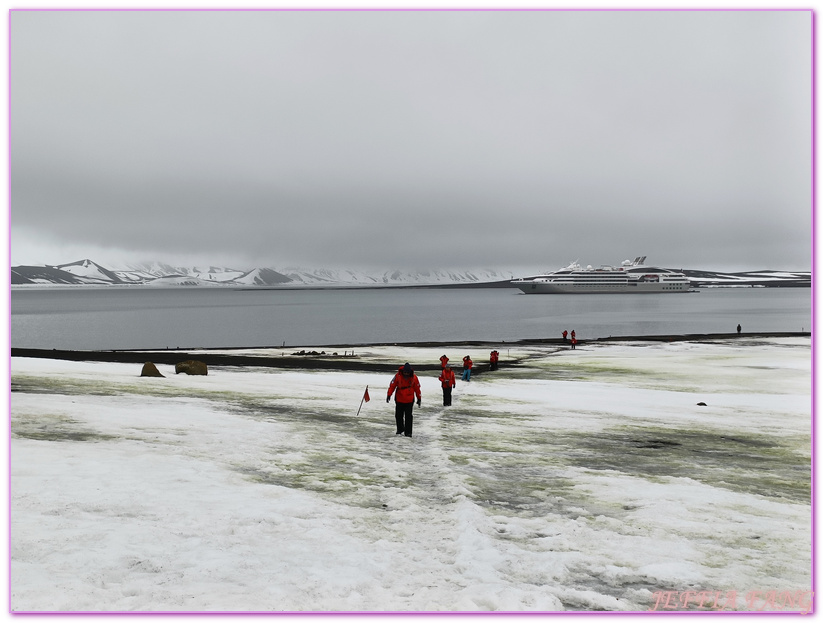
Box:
[10,338,811,613]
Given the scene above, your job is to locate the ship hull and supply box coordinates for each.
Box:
[513,280,691,294]
[512,257,692,294]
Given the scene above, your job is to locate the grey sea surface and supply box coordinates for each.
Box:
[10,286,811,351]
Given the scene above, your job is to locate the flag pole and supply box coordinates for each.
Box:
[356,385,369,416]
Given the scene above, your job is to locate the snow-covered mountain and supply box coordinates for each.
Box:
[10,259,810,288]
[50,259,122,283]
[279,267,515,286]
[683,269,811,288]
[11,260,516,287]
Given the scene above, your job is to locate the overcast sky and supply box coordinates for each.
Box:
[10,9,813,272]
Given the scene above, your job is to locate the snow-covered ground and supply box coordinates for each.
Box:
[10,338,811,613]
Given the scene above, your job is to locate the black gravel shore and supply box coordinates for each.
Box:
[10,332,810,375]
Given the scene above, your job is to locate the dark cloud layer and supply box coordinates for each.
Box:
[11,9,812,271]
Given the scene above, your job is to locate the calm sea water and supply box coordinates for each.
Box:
[10,286,812,351]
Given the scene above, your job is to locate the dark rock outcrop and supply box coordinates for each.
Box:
[175,360,208,375]
[140,362,165,377]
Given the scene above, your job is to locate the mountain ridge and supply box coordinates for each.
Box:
[10,259,811,288]
[11,260,518,287]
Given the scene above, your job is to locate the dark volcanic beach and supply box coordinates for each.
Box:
[11,331,810,374]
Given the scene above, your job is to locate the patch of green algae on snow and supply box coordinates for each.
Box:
[562,425,810,504]
[12,411,117,443]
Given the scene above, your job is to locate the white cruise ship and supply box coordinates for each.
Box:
[512,257,691,294]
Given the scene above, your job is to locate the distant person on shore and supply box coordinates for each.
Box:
[571,330,576,341]
[489,350,499,371]
[462,355,473,382]
[440,354,449,369]
[571,336,577,350]
[439,365,456,406]
[737,324,742,334]
[387,363,421,437]
[562,330,568,341]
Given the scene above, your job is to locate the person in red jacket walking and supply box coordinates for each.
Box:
[489,350,499,371]
[439,365,456,406]
[387,362,422,437]
[440,354,449,369]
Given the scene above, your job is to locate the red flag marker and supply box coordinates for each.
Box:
[356,385,370,416]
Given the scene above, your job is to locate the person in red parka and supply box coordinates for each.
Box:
[489,350,499,371]
[440,354,449,369]
[439,365,456,406]
[462,355,473,382]
[387,362,422,437]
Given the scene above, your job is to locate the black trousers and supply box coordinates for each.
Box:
[442,386,452,406]
[395,402,414,436]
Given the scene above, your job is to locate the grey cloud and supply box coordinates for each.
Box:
[10,9,812,271]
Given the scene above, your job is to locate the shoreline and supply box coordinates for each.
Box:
[10,331,810,374]
[11,280,812,290]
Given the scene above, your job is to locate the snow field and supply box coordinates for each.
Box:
[10,338,811,612]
